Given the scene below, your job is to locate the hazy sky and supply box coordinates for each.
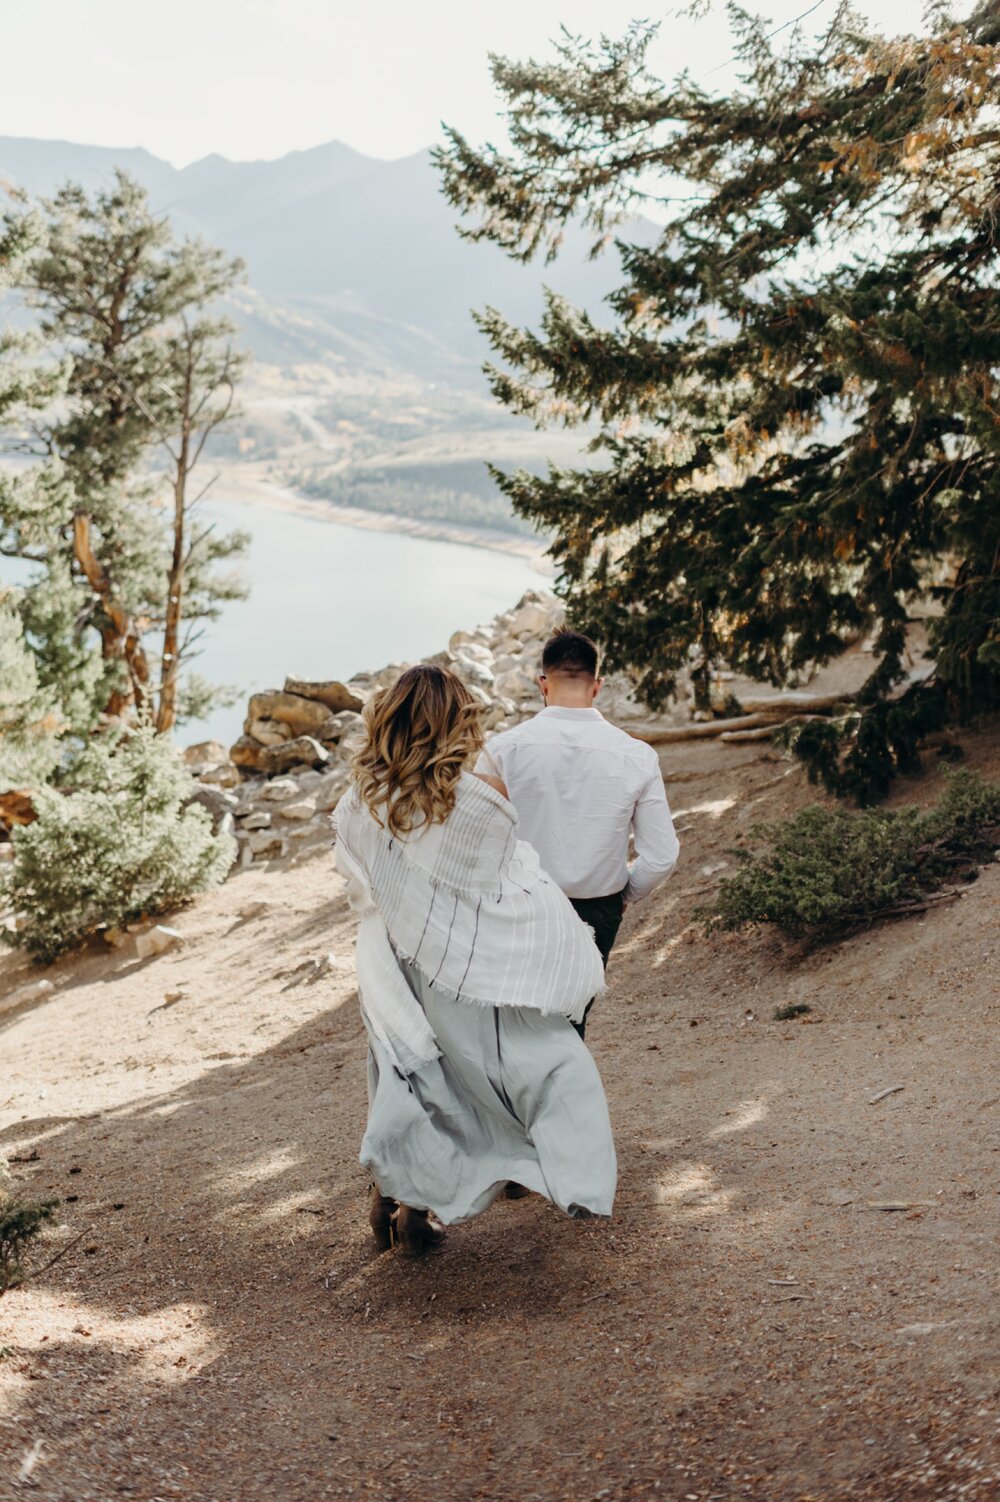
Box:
[2,0,937,167]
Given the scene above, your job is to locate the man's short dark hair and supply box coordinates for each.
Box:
[541,628,600,678]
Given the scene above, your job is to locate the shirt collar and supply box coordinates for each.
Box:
[538,706,604,720]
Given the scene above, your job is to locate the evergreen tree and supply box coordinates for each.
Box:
[437,2,1000,800]
[2,173,248,731]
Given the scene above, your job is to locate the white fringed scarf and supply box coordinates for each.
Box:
[333,772,605,1074]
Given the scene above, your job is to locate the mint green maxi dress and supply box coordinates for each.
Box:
[361,957,617,1224]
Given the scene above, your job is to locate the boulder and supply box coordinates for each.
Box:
[260,736,329,774]
[317,709,363,744]
[256,777,303,803]
[508,594,562,638]
[198,761,241,789]
[452,655,495,690]
[230,735,269,773]
[494,666,538,702]
[247,829,287,857]
[183,740,229,771]
[185,785,239,831]
[240,811,272,830]
[247,690,331,739]
[314,768,350,811]
[275,800,318,823]
[283,677,364,713]
[287,817,328,843]
[247,716,292,747]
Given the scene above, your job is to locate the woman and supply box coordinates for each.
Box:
[333,664,617,1256]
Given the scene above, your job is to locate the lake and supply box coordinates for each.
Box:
[1,501,543,748]
[194,502,544,743]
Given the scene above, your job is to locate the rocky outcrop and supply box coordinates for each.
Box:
[187,588,660,872]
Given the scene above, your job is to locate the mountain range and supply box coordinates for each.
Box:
[0,134,642,380]
[0,134,650,537]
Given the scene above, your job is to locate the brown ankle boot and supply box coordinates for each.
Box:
[368,1184,397,1252]
[395,1204,446,1258]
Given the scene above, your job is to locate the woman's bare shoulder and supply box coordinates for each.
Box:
[471,770,510,800]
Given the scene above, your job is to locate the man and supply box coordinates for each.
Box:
[478,628,680,1037]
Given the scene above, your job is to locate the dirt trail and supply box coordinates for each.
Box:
[1,730,998,1502]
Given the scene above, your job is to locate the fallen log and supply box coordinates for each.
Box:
[734,692,849,716]
[721,714,827,744]
[632,711,787,745]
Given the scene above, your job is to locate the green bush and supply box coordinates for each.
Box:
[709,771,1000,942]
[1,725,235,962]
[0,1194,58,1294]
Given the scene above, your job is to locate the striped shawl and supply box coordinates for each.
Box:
[333,772,605,1073]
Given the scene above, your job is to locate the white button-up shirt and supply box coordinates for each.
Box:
[477,706,680,901]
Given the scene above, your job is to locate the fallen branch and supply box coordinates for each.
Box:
[632,711,786,745]
[735,693,850,716]
[721,714,828,744]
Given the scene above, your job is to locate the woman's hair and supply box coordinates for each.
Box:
[352,664,485,836]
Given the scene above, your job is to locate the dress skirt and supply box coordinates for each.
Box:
[360,958,617,1224]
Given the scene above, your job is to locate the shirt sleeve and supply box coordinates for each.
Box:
[626,759,680,902]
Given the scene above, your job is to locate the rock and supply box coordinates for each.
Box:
[0,790,37,831]
[248,830,286,857]
[240,811,272,830]
[186,786,239,830]
[508,598,559,637]
[10,977,55,1005]
[238,900,271,921]
[247,691,331,739]
[314,769,350,811]
[0,844,14,864]
[183,740,229,770]
[494,666,539,701]
[247,716,292,747]
[135,926,183,960]
[230,735,269,773]
[256,777,302,803]
[294,769,324,792]
[316,710,364,744]
[260,736,330,774]
[287,818,328,843]
[282,677,364,713]
[198,761,241,789]
[452,655,495,690]
[275,800,318,823]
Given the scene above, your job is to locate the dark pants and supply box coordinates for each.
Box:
[569,888,626,1039]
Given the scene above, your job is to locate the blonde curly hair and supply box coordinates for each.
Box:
[352,664,485,837]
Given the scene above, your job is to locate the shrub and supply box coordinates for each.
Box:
[1,725,235,962]
[709,771,1000,942]
[0,1194,58,1294]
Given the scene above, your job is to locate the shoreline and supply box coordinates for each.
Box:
[211,469,554,574]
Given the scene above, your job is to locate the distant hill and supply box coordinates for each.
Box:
[0,134,646,380]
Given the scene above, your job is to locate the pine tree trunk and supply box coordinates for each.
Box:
[156,357,193,736]
[72,511,150,717]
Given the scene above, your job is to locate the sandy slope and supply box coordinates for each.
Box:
[1,729,998,1502]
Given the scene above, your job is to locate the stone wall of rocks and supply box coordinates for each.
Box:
[185,589,660,872]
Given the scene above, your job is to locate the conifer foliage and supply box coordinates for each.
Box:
[438,3,1000,799]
